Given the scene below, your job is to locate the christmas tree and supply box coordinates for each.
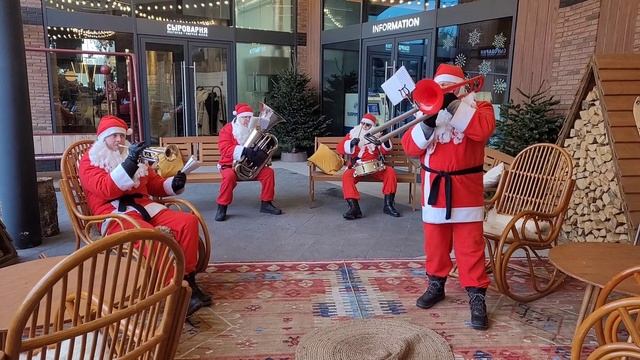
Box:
[266,68,331,153]
[492,83,564,156]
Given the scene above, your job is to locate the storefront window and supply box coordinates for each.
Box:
[365,0,435,22]
[435,17,512,106]
[324,0,361,30]
[439,0,478,8]
[44,0,131,16]
[322,40,360,134]
[236,43,292,110]
[48,28,134,133]
[235,0,293,32]
[134,1,230,26]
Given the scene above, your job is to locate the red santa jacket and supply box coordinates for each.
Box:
[217,122,244,167]
[336,132,392,164]
[402,95,495,224]
[78,150,179,232]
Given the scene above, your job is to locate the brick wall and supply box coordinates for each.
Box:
[24,24,53,134]
[550,0,600,112]
[296,0,309,75]
[20,0,42,7]
[634,4,640,52]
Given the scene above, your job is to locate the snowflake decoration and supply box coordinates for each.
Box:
[492,32,507,49]
[442,36,455,50]
[454,53,466,67]
[493,78,507,94]
[478,60,492,76]
[468,28,481,47]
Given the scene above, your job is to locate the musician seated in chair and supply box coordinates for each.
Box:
[215,103,282,221]
[337,113,401,220]
[78,115,211,317]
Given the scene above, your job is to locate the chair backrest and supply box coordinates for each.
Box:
[571,296,640,360]
[494,143,575,219]
[60,140,95,246]
[160,136,220,166]
[314,136,415,171]
[592,265,640,342]
[3,229,188,360]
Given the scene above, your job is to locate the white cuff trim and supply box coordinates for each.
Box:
[411,124,429,149]
[343,141,355,155]
[449,95,476,132]
[233,145,244,161]
[163,177,178,196]
[110,164,135,191]
[381,140,392,151]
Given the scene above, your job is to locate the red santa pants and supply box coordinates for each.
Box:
[106,209,200,274]
[216,166,275,205]
[342,167,397,200]
[423,221,490,288]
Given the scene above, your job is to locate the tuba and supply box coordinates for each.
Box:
[233,103,286,180]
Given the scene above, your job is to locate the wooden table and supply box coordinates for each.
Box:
[549,242,640,334]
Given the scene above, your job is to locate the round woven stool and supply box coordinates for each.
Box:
[295,319,454,360]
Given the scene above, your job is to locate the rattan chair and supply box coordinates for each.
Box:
[484,143,575,302]
[571,296,640,360]
[60,140,212,273]
[1,229,191,360]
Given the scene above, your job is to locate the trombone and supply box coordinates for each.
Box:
[364,75,484,145]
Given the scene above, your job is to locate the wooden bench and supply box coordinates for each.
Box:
[160,136,222,183]
[309,137,419,210]
[483,147,514,172]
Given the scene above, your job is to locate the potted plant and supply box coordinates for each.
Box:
[491,83,564,156]
[266,68,331,162]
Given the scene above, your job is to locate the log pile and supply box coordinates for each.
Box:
[562,87,629,243]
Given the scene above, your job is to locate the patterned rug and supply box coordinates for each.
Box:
[176,260,595,359]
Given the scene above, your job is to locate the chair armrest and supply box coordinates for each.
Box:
[0,350,5,359]
[75,211,141,228]
[497,209,559,247]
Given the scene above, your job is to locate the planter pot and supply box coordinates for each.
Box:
[281,151,308,162]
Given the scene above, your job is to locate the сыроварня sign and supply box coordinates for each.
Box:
[166,24,208,37]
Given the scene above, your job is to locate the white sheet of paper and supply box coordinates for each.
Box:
[181,155,201,174]
[381,66,416,106]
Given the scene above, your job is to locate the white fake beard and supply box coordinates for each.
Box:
[232,119,251,144]
[349,125,378,157]
[88,139,148,188]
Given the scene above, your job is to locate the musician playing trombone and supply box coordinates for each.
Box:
[337,113,401,220]
[78,115,211,317]
[401,64,495,330]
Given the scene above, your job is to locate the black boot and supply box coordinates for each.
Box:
[416,274,446,309]
[383,194,401,217]
[186,272,212,306]
[466,287,489,330]
[343,199,363,220]
[187,294,205,317]
[260,201,282,215]
[215,204,227,222]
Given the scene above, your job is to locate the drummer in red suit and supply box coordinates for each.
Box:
[401,64,495,330]
[337,113,401,220]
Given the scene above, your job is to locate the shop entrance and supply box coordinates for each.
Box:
[139,37,234,143]
[361,32,433,126]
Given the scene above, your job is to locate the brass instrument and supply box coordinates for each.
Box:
[364,75,485,145]
[119,144,180,163]
[233,103,286,180]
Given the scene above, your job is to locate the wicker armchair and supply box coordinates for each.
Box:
[1,229,190,360]
[60,140,212,273]
[484,143,575,302]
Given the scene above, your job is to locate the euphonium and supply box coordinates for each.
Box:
[119,144,180,163]
[233,103,286,181]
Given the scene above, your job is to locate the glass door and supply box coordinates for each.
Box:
[393,35,432,119]
[140,37,233,143]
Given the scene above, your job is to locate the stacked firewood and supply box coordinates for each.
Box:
[561,87,629,243]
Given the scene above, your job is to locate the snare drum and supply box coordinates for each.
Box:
[353,160,386,177]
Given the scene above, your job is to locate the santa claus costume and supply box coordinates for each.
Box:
[78,115,211,316]
[214,103,282,221]
[337,113,400,219]
[401,64,495,330]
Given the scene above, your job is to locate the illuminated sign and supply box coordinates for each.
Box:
[372,17,420,34]
[166,24,208,37]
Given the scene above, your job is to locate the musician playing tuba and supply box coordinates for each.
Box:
[337,113,401,220]
[214,103,282,221]
[401,64,495,331]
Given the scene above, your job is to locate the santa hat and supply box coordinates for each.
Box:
[233,103,253,118]
[433,63,465,85]
[360,113,377,126]
[96,115,132,141]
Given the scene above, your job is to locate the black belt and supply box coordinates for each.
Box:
[111,194,151,221]
[422,164,483,220]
